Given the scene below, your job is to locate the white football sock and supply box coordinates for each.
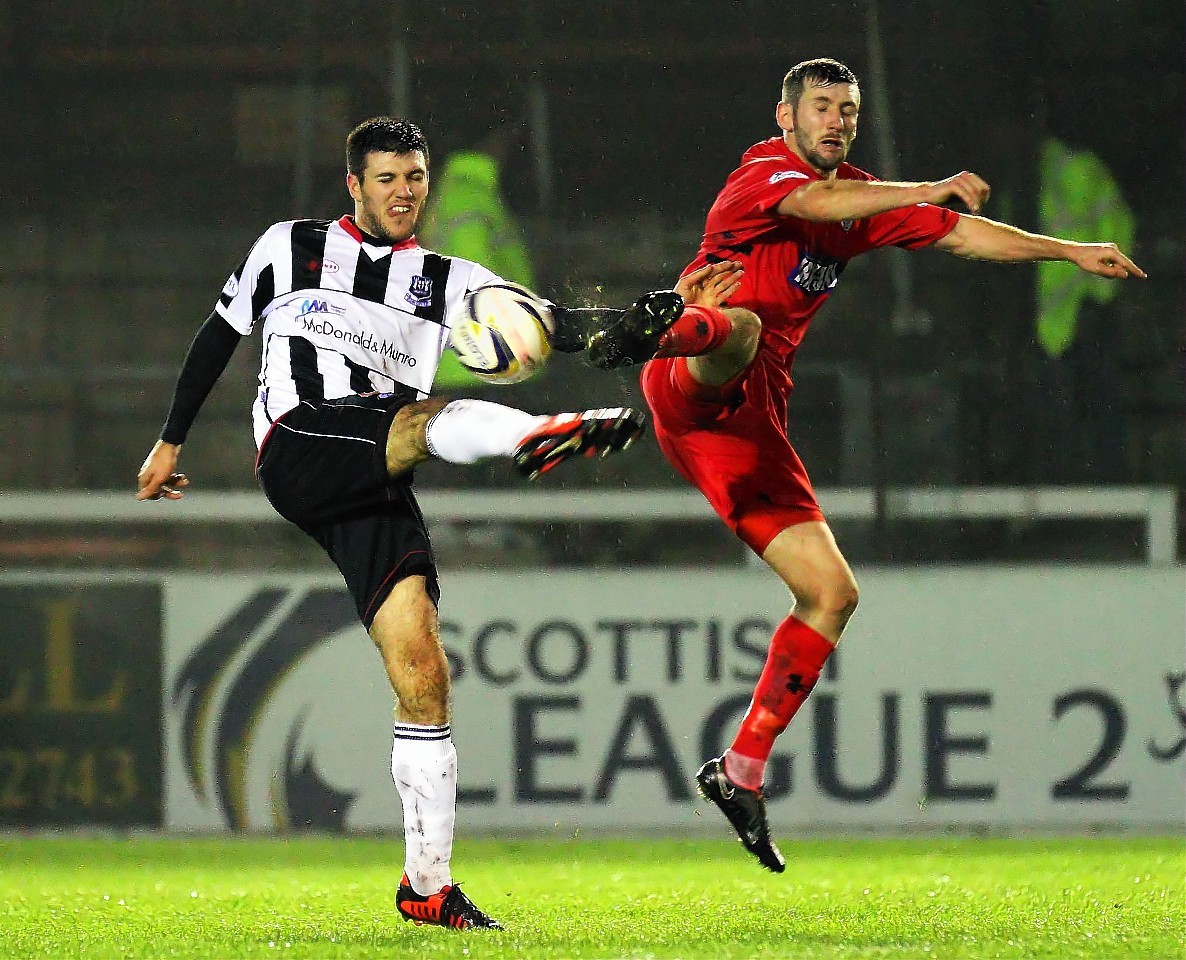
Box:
[390,723,457,895]
[424,399,544,464]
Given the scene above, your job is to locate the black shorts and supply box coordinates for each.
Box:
[255,394,440,627]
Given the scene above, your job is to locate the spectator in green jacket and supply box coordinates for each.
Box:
[1034,138,1137,481]
[1037,138,1135,358]
[421,126,537,389]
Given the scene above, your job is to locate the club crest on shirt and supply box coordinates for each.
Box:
[404,275,433,308]
[840,220,854,231]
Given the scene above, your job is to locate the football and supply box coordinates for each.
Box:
[449,283,554,384]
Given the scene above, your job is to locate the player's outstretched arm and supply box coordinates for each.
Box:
[779,170,991,222]
[136,440,189,501]
[1063,241,1147,279]
[934,215,1147,279]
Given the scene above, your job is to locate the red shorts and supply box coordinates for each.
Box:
[641,351,823,555]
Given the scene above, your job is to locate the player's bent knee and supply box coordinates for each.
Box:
[726,307,761,340]
[716,306,754,367]
[796,573,859,626]
[723,308,762,359]
[391,397,450,433]
[833,578,859,623]
[689,308,762,385]
[386,398,450,476]
[823,564,860,616]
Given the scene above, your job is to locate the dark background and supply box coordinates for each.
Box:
[0,0,1181,565]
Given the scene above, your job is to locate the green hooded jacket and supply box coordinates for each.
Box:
[422,151,537,388]
[1036,138,1134,357]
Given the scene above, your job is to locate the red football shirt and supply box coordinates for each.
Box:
[685,136,959,369]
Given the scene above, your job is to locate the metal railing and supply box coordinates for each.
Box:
[0,486,1176,565]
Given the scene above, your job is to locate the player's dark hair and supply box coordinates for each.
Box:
[781,58,860,110]
[346,117,430,179]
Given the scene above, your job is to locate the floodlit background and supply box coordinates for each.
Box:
[0,1,1182,838]
[2,1,1182,562]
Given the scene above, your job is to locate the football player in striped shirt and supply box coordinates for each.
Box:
[136,116,733,930]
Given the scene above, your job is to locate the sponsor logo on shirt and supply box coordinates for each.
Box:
[299,298,330,315]
[405,275,433,308]
[297,313,418,366]
[297,298,346,319]
[322,259,340,274]
[769,169,809,184]
[789,252,845,295]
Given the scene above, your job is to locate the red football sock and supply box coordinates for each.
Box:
[726,616,835,789]
[655,304,732,357]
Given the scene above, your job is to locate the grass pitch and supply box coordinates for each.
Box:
[1,834,1181,959]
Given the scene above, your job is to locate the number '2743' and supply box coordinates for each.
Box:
[0,747,139,812]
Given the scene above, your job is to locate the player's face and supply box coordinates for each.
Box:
[778,81,860,174]
[347,150,429,243]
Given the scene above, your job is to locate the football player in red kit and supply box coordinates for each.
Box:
[588,57,1144,872]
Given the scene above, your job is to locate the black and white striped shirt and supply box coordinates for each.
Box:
[216,215,499,447]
